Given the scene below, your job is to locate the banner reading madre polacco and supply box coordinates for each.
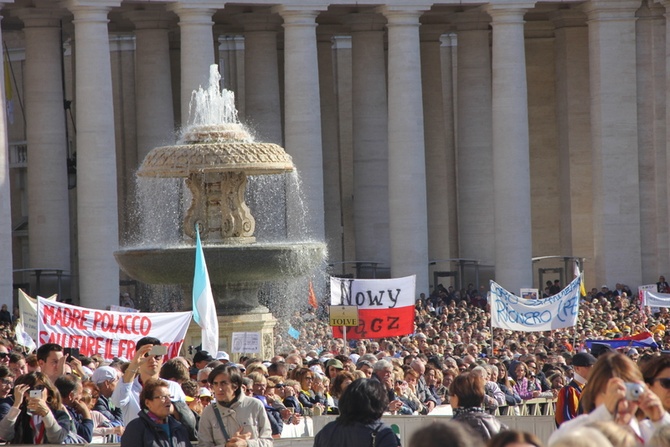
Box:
[490,275,581,332]
[330,275,415,339]
[37,298,192,360]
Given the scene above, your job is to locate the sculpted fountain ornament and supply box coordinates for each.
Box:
[114,66,326,359]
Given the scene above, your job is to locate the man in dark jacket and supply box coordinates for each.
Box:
[91,366,124,425]
[54,375,94,443]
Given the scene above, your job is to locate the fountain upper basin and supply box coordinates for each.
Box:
[114,241,326,285]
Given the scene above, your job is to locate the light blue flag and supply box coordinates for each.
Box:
[193,230,219,355]
[288,326,300,339]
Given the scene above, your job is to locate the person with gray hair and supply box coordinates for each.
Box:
[471,366,506,411]
[370,360,403,414]
[410,359,438,413]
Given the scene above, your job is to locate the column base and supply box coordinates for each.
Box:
[183,311,276,362]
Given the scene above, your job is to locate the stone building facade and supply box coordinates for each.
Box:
[0,0,664,309]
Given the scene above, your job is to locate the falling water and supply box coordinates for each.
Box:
[119,64,327,318]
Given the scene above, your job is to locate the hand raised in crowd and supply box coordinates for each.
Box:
[70,391,92,420]
[603,377,635,424]
[637,386,666,423]
[225,426,251,447]
[68,355,86,379]
[27,388,50,418]
[11,384,29,409]
[123,344,154,383]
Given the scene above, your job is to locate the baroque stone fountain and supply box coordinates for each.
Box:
[114,65,326,359]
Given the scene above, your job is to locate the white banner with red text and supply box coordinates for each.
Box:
[37,298,192,360]
[329,275,415,339]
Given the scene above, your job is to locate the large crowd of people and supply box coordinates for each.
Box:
[0,277,667,445]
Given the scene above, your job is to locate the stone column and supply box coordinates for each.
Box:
[582,0,642,286]
[169,4,215,126]
[643,1,670,282]
[238,11,283,145]
[317,27,344,265]
[65,0,121,309]
[551,10,595,286]
[0,8,13,307]
[487,2,535,292]
[347,12,391,270]
[420,23,451,269]
[126,9,176,162]
[381,6,430,294]
[273,5,326,240]
[455,11,494,267]
[18,8,71,273]
[440,33,459,259]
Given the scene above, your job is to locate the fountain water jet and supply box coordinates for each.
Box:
[114,66,326,359]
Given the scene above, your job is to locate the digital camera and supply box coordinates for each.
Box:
[625,382,645,401]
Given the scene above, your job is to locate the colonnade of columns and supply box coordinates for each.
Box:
[0,0,667,308]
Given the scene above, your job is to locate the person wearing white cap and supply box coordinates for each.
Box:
[215,352,230,364]
[91,366,123,426]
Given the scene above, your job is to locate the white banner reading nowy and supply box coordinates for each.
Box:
[37,298,192,360]
[490,275,581,332]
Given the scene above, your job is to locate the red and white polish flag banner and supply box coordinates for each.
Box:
[330,275,416,340]
[37,298,192,361]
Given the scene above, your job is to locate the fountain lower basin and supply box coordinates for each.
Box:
[114,241,326,315]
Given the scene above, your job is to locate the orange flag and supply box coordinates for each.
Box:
[308,281,318,309]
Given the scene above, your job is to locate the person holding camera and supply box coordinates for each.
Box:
[111,337,186,427]
[549,352,670,445]
[0,372,72,444]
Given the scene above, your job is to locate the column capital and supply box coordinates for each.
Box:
[271,5,326,24]
[549,9,587,29]
[581,0,642,20]
[454,9,491,31]
[15,6,65,28]
[167,3,215,24]
[236,10,282,32]
[63,0,119,19]
[343,12,386,32]
[125,8,176,30]
[377,6,429,25]
[486,2,536,23]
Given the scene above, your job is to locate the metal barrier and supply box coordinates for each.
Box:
[495,397,557,416]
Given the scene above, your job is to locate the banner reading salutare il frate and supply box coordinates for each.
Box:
[37,298,192,360]
[330,275,416,340]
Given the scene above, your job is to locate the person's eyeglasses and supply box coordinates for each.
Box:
[0,353,9,359]
[199,380,209,385]
[274,384,285,388]
[151,395,172,402]
[305,376,314,381]
[0,379,13,386]
[651,378,670,389]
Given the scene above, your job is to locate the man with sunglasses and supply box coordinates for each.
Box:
[111,336,186,427]
[642,355,670,412]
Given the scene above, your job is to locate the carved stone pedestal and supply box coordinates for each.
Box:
[183,311,276,362]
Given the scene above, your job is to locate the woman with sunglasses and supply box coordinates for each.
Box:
[550,352,670,445]
[642,355,670,412]
[121,378,192,447]
[294,367,325,416]
[0,372,72,444]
